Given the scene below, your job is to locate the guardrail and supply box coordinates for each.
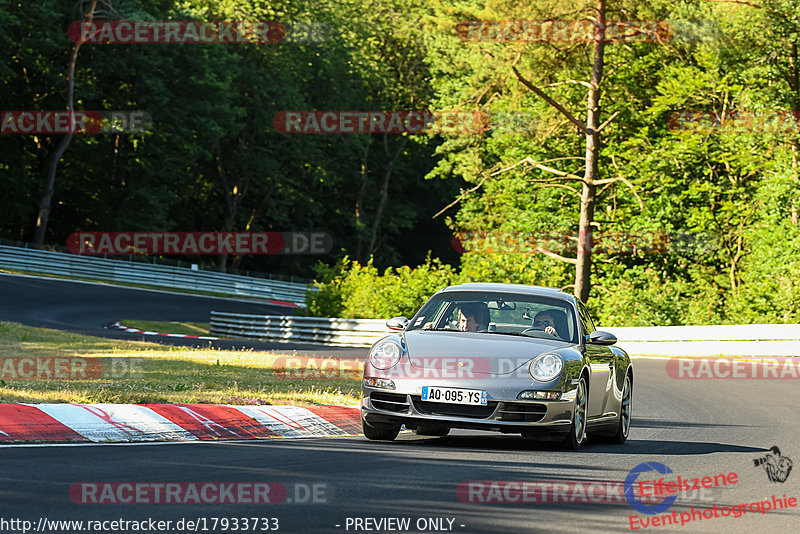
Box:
[0,245,309,306]
[599,325,800,356]
[210,313,800,354]
[210,312,389,347]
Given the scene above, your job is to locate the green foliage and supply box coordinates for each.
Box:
[305,259,348,318]
[726,174,800,323]
[458,252,572,288]
[306,255,457,319]
[0,0,457,275]
[4,0,800,326]
[589,264,726,327]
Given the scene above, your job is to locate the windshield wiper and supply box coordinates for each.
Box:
[481,331,534,337]
[420,329,541,337]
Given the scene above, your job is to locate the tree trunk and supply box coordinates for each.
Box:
[575,178,597,302]
[574,0,606,302]
[355,146,370,263]
[32,0,98,247]
[788,42,800,226]
[216,208,237,273]
[367,135,407,257]
[215,148,242,273]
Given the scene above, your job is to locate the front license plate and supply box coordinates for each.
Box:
[421,386,487,405]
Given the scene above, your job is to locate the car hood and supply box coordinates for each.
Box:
[402,330,573,376]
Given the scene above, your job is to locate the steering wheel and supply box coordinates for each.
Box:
[521,327,558,338]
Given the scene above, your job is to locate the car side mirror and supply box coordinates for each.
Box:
[587,330,617,346]
[386,317,409,331]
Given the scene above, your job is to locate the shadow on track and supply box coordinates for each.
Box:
[358,433,766,456]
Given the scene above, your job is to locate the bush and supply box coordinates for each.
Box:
[305,255,457,319]
[305,225,800,326]
[304,259,348,318]
[458,251,573,288]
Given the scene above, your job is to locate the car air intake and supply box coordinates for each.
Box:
[370,392,410,413]
[497,402,547,422]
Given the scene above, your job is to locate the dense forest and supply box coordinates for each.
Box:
[2,0,800,325]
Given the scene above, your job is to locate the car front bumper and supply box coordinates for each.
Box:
[361,382,577,434]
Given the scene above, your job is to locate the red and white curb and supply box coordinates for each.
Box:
[107,322,220,340]
[0,404,361,443]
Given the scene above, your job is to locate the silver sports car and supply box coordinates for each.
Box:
[361,283,633,449]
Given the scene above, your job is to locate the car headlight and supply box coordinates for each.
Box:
[369,340,402,369]
[529,353,563,382]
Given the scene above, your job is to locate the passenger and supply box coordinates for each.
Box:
[458,303,489,332]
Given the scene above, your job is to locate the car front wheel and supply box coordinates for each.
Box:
[609,373,632,443]
[362,415,401,441]
[561,377,587,450]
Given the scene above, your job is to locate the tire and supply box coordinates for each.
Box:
[561,376,587,450]
[608,372,632,444]
[413,424,450,436]
[589,372,632,444]
[362,416,401,441]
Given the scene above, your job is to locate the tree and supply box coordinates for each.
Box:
[510,0,613,301]
[32,0,99,246]
[426,0,649,300]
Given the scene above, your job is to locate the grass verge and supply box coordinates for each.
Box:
[0,322,361,405]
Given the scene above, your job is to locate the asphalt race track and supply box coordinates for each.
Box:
[1,358,798,533]
[0,273,367,357]
[1,273,799,533]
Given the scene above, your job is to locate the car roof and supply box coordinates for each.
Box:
[438,282,576,303]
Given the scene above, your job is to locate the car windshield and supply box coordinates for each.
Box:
[407,291,578,343]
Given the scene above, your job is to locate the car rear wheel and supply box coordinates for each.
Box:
[588,372,632,444]
[561,377,587,450]
[362,416,401,441]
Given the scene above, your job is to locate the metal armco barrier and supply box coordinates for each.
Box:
[211,312,800,354]
[210,312,390,347]
[600,325,800,356]
[0,245,308,306]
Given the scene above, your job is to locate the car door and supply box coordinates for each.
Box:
[577,301,615,418]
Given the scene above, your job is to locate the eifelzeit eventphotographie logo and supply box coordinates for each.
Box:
[753,446,793,483]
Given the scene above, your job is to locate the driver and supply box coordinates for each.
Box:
[532,311,559,337]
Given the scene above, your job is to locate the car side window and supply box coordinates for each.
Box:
[577,301,596,336]
[585,304,597,332]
